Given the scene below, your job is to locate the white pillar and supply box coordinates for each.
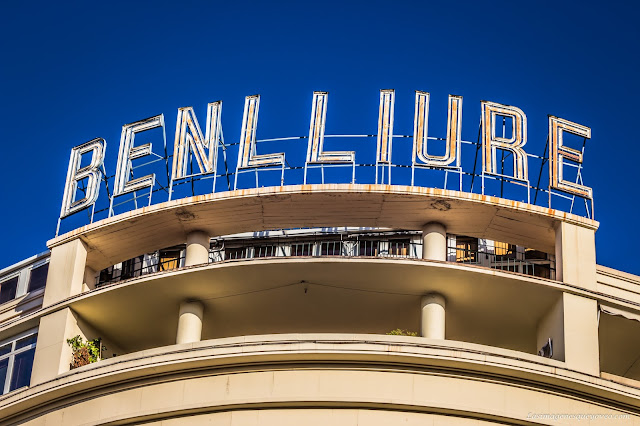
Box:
[185,231,210,266]
[421,293,446,339]
[422,222,446,261]
[176,300,204,344]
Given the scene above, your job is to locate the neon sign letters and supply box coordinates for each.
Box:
[58,90,593,231]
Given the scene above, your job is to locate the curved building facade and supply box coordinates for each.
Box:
[0,184,638,424]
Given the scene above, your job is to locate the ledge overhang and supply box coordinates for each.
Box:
[47,185,599,272]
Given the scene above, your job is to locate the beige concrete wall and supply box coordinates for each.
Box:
[0,290,43,326]
[536,292,599,375]
[563,292,600,376]
[29,308,83,385]
[555,222,597,291]
[30,308,123,385]
[597,265,640,307]
[14,368,636,426]
[42,239,91,308]
[4,334,637,426]
[536,295,564,361]
[143,409,504,425]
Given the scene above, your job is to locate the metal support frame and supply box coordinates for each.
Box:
[234,163,286,190]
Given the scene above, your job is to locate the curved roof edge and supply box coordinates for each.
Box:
[47,184,599,271]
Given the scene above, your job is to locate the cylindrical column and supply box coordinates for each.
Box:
[176,300,204,344]
[422,222,446,261]
[421,293,446,339]
[185,230,210,266]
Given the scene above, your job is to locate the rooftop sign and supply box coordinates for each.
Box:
[56,90,593,236]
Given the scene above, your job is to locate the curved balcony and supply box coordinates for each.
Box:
[46,184,597,273]
[0,334,636,425]
[0,255,573,361]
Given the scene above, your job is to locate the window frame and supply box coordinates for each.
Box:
[0,328,38,395]
[0,273,20,306]
[26,259,50,294]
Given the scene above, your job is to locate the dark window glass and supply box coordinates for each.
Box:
[159,250,181,271]
[15,335,37,350]
[358,240,379,256]
[524,249,548,260]
[0,358,7,394]
[120,256,143,280]
[494,241,517,260]
[98,267,114,285]
[0,344,10,358]
[0,278,18,304]
[254,245,277,258]
[320,241,341,256]
[455,236,478,263]
[496,264,518,273]
[9,348,35,391]
[388,239,411,256]
[291,243,313,256]
[531,264,552,279]
[225,247,247,260]
[27,263,48,292]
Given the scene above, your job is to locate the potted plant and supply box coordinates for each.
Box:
[386,329,418,337]
[66,335,107,369]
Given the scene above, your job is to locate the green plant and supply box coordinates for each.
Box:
[66,335,106,369]
[387,328,418,337]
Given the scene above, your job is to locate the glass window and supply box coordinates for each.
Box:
[388,239,411,257]
[225,247,248,260]
[9,348,35,391]
[494,241,517,260]
[120,256,143,280]
[98,266,115,285]
[0,277,18,304]
[455,236,478,263]
[0,331,37,394]
[15,335,37,350]
[291,243,313,256]
[524,248,548,260]
[530,263,553,280]
[253,245,277,258]
[320,241,341,256]
[159,250,181,271]
[358,240,379,256]
[27,263,49,292]
[0,359,7,392]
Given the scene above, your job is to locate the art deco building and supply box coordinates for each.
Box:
[0,184,638,424]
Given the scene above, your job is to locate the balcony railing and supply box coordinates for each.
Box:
[449,246,555,280]
[209,238,421,261]
[97,253,187,286]
[95,237,555,287]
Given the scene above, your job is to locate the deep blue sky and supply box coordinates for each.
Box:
[1,1,638,274]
